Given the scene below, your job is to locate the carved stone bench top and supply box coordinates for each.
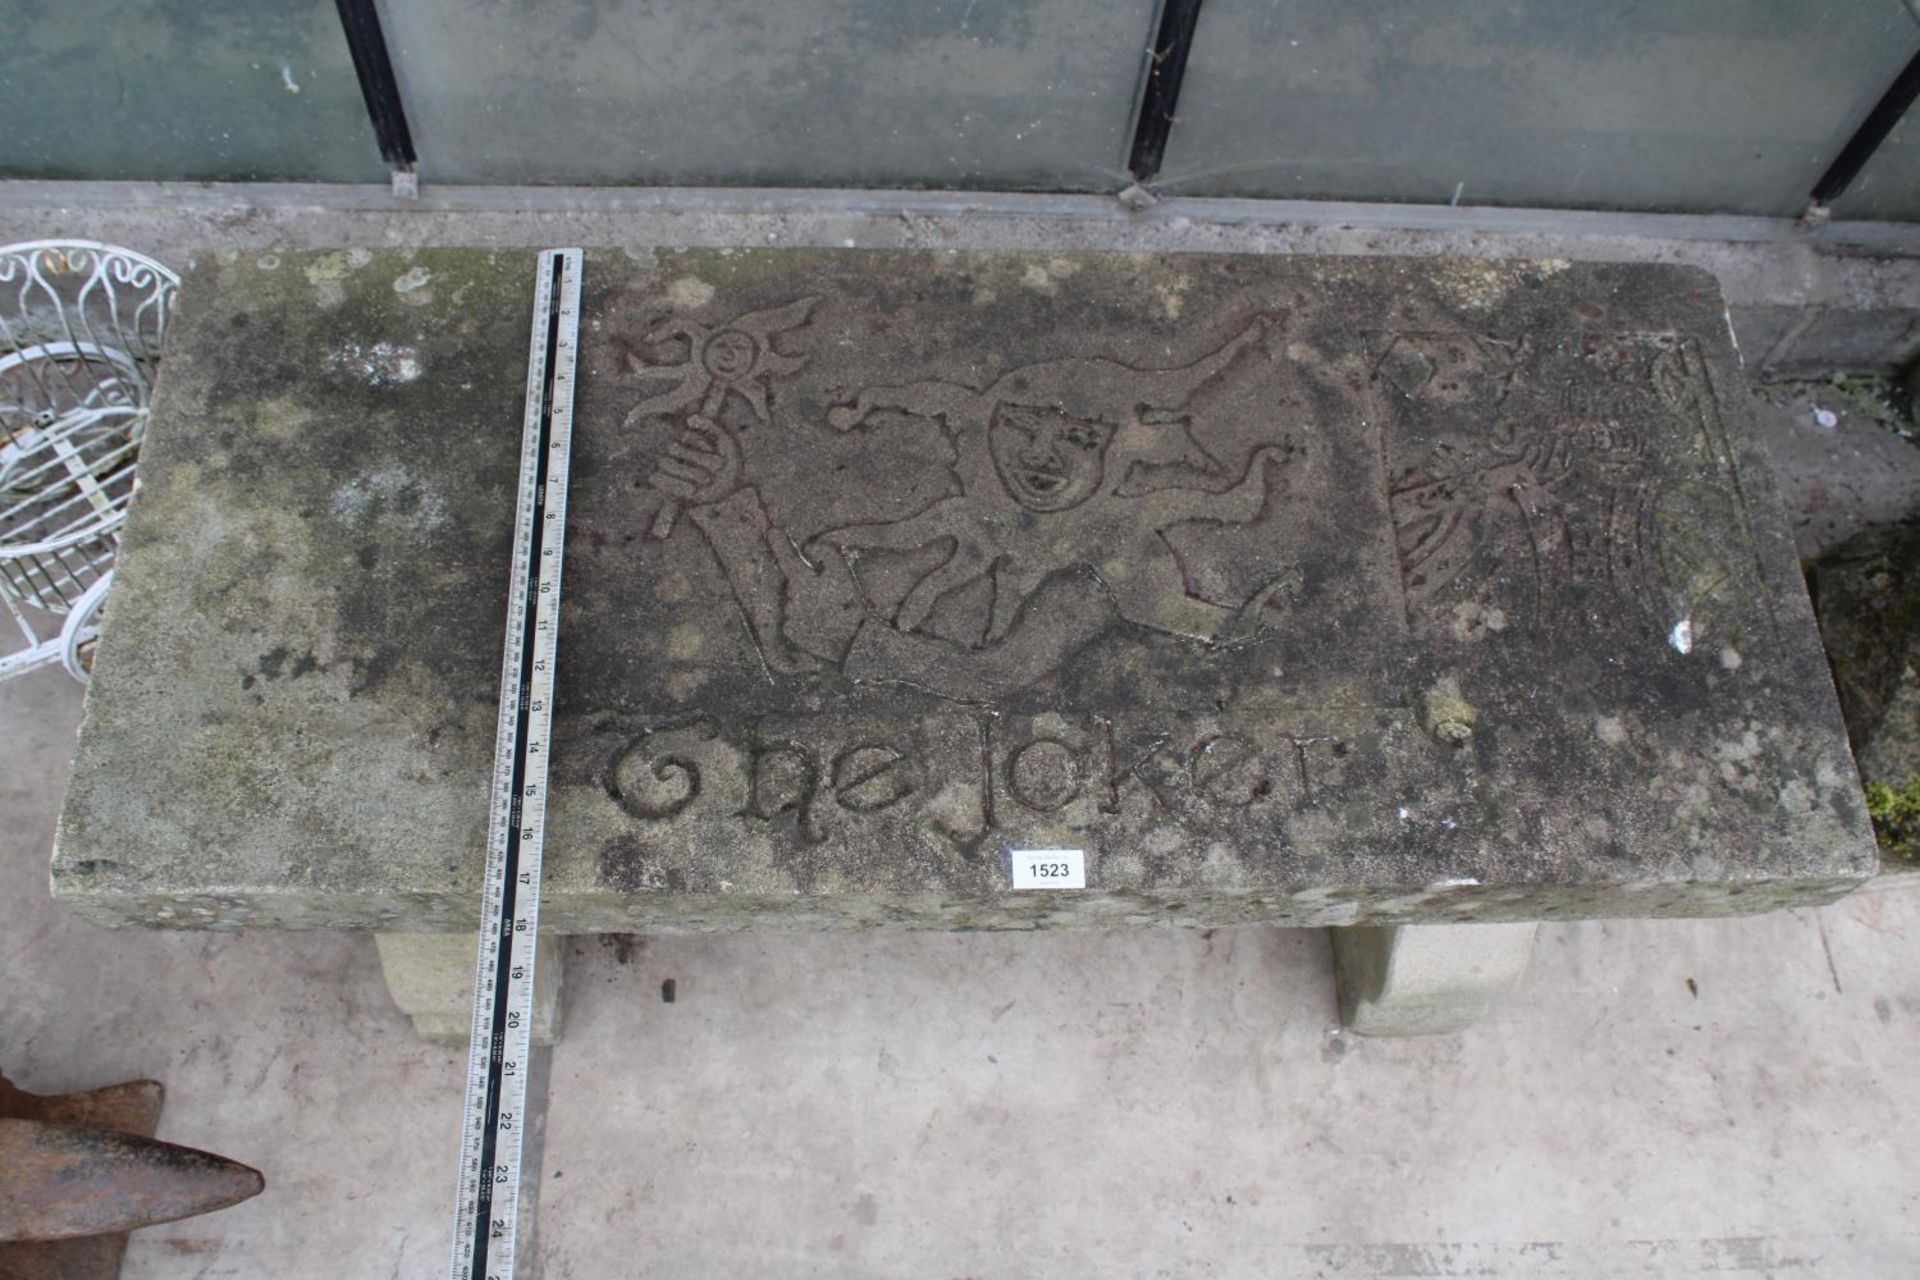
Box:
[53,248,1875,931]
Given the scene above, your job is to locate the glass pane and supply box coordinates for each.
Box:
[374,0,1155,190]
[1156,1,1920,216]
[0,1,387,183]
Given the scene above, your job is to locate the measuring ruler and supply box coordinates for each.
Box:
[449,247,582,1280]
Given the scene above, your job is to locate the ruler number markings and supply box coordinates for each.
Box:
[449,249,582,1280]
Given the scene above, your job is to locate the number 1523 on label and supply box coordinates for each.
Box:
[1009,848,1087,890]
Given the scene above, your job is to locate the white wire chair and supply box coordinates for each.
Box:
[0,240,179,683]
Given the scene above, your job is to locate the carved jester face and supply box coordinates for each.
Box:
[987,402,1117,512]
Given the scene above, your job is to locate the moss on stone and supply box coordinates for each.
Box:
[1865,778,1920,862]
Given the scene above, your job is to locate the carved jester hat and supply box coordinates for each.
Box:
[827,313,1283,511]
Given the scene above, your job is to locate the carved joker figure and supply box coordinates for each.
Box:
[645,311,1298,697]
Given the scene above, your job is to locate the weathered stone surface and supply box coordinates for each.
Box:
[53,249,1875,931]
[1808,516,1920,867]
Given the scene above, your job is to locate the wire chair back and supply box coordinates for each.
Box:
[0,241,178,615]
[0,241,179,683]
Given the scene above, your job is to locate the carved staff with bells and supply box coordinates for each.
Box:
[628,296,816,538]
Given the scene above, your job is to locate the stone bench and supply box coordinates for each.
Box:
[52,247,1876,1037]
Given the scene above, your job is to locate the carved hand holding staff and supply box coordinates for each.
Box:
[622,297,816,538]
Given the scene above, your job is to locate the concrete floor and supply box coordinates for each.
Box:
[4,194,1920,1277]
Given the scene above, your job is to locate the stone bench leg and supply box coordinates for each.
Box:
[374,933,566,1046]
[1330,922,1537,1036]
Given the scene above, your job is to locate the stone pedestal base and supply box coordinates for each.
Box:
[373,934,565,1045]
[1330,922,1537,1036]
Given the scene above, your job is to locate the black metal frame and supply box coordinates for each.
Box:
[1128,0,1206,183]
[334,0,416,171]
[1811,46,1920,207]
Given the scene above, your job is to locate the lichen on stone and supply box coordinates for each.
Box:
[1420,677,1477,745]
